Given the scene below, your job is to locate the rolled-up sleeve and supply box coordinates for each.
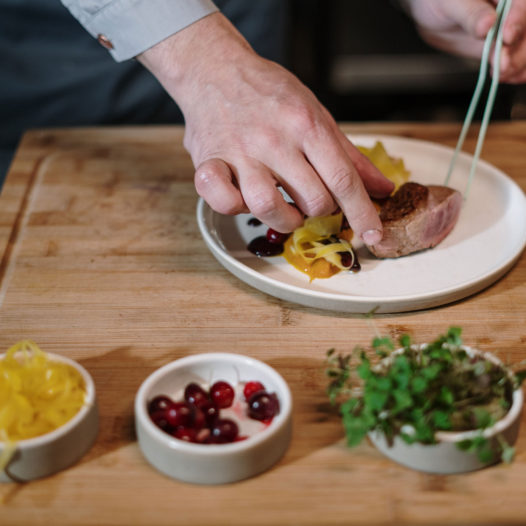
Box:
[61,0,219,61]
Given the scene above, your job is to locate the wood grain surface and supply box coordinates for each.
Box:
[1,123,525,526]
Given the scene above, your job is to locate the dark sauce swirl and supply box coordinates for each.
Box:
[247,236,285,257]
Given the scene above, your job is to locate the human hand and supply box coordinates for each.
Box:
[138,13,394,243]
[402,0,526,83]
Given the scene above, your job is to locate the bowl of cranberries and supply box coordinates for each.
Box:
[135,353,292,484]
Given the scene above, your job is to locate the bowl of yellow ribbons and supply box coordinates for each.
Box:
[0,340,98,482]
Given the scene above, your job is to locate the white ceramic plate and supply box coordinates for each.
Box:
[196,135,526,313]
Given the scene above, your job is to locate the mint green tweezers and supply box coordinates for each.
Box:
[445,0,514,197]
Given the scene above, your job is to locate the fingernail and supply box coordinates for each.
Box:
[361,229,382,245]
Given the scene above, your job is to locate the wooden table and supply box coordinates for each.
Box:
[1,122,525,525]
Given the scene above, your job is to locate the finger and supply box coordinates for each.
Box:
[502,0,526,45]
[303,127,383,245]
[495,39,526,78]
[194,158,248,215]
[441,0,497,38]
[333,131,395,198]
[266,153,338,218]
[234,159,304,233]
[497,46,512,75]
[500,69,526,82]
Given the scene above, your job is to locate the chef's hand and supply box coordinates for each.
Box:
[402,0,526,83]
[138,13,394,243]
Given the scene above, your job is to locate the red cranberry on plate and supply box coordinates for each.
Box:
[266,228,288,245]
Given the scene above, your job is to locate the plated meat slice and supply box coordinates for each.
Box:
[366,182,462,258]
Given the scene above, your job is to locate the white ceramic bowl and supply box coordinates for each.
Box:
[368,346,523,474]
[0,353,99,482]
[135,353,292,484]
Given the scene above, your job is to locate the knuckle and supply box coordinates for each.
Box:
[330,167,361,197]
[249,193,280,219]
[302,192,335,217]
[286,105,318,135]
[221,200,245,215]
[260,131,282,153]
[212,200,244,216]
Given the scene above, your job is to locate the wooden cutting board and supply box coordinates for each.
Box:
[1,123,526,525]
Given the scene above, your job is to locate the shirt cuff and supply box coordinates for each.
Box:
[62,0,219,62]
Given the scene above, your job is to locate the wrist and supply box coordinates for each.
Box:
[137,12,255,112]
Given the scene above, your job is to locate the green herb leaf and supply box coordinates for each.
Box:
[472,408,493,429]
[446,326,463,346]
[411,375,428,394]
[438,386,454,406]
[477,442,495,463]
[399,334,411,349]
[373,336,394,356]
[364,389,388,412]
[420,363,442,380]
[514,370,526,386]
[391,390,413,414]
[432,410,452,430]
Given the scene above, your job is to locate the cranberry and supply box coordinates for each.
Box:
[243,381,265,401]
[248,391,280,421]
[192,407,206,430]
[172,427,197,442]
[164,401,193,428]
[150,410,172,431]
[350,252,361,271]
[266,228,288,244]
[148,395,173,414]
[199,399,220,426]
[339,252,353,268]
[195,428,211,443]
[210,418,239,443]
[184,382,209,408]
[339,251,360,271]
[210,380,235,409]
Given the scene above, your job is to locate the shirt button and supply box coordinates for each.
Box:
[97,34,114,50]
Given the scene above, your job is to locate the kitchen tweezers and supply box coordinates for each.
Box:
[445,0,514,197]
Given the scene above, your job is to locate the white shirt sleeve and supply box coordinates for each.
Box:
[61,0,219,61]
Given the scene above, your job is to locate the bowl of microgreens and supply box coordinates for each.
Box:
[326,327,524,474]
